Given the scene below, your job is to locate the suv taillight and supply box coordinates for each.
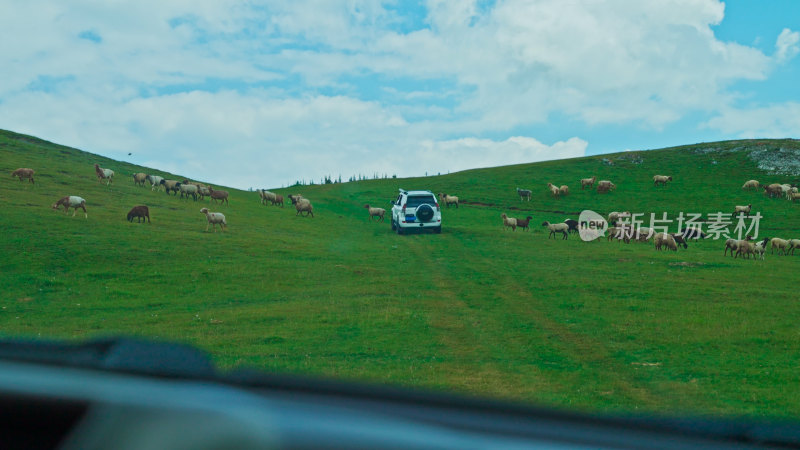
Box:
[435,202,440,211]
[402,204,406,213]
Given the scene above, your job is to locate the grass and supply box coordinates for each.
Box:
[1,129,800,419]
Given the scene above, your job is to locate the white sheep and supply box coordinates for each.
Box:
[770,238,791,255]
[733,204,752,216]
[295,198,314,217]
[607,211,630,224]
[653,175,672,186]
[787,239,800,255]
[558,185,569,196]
[52,196,87,218]
[200,207,226,232]
[259,189,277,205]
[580,176,596,190]
[788,192,800,202]
[438,193,459,208]
[542,221,569,239]
[179,183,199,200]
[546,183,560,198]
[146,175,164,191]
[742,180,760,190]
[364,204,385,222]
[501,213,517,231]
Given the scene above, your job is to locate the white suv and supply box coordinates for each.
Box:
[390,189,442,234]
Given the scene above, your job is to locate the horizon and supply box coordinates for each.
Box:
[1,1,798,189]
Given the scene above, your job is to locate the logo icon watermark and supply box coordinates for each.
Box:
[578,210,608,242]
[576,210,762,242]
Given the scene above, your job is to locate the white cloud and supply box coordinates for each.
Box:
[0,0,795,189]
[775,28,800,62]
[703,103,800,138]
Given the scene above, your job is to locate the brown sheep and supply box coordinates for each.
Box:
[597,180,616,193]
[11,168,35,184]
[272,194,284,207]
[127,205,150,223]
[516,216,533,231]
[296,198,314,217]
[654,232,677,251]
[208,187,229,205]
[132,172,147,187]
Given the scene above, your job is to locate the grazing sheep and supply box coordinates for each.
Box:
[516,216,533,231]
[597,180,616,193]
[632,227,655,242]
[295,198,314,217]
[559,185,569,196]
[742,180,760,190]
[779,184,793,195]
[787,239,800,255]
[788,192,800,202]
[542,221,569,239]
[580,176,596,190]
[11,168,35,184]
[200,207,226,232]
[501,213,517,231]
[127,205,150,223]
[653,175,672,186]
[546,183,560,198]
[763,183,783,198]
[208,188,229,205]
[670,233,688,249]
[680,227,707,240]
[564,219,579,234]
[288,194,303,205]
[179,183,199,201]
[733,204,752,216]
[770,238,791,255]
[161,179,180,195]
[516,187,532,201]
[146,175,164,191]
[654,232,677,251]
[272,194,284,207]
[438,193,459,208]
[132,172,147,187]
[364,204,386,222]
[94,164,114,185]
[52,196,87,218]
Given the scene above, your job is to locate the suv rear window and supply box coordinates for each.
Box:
[405,195,436,208]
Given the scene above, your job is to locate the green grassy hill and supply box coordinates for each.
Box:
[1,129,799,418]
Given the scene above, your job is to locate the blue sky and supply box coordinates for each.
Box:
[1,0,798,189]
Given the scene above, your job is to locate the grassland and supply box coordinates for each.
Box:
[1,129,799,419]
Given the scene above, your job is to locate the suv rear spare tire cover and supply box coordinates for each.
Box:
[416,204,434,222]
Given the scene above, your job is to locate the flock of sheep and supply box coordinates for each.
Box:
[11,161,799,254]
[496,174,800,260]
[12,164,236,232]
